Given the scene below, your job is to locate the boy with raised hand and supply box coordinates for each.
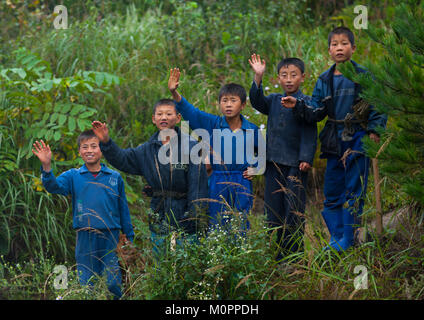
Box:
[248,54,317,261]
[282,26,387,252]
[32,130,134,299]
[168,68,263,232]
[91,99,208,254]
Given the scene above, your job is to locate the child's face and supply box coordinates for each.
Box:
[328,33,356,64]
[79,137,102,166]
[219,94,246,119]
[278,64,305,95]
[152,104,181,130]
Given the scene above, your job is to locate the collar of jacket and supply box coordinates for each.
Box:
[320,60,366,83]
[78,163,113,174]
[219,114,254,131]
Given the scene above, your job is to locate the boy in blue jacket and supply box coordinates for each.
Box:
[92,99,208,252]
[32,130,134,299]
[282,27,387,251]
[167,68,264,232]
[249,54,317,260]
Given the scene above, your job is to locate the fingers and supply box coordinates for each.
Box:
[299,162,311,172]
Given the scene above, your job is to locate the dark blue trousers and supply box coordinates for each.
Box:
[264,161,307,258]
[75,228,122,298]
[322,131,370,250]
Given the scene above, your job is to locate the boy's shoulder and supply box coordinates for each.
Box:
[240,115,259,130]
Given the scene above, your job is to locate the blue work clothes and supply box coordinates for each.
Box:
[41,163,134,241]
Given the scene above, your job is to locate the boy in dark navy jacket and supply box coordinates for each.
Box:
[282,27,387,251]
[92,99,208,252]
[249,54,317,261]
[168,68,264,232]
[33,130,134,299]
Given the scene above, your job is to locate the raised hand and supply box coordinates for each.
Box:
[248,53,266,77]
[168,68,181,92]
[168,68,182,102]
[91,121,110,143]
[32,140,52,172]
[281,96,297,109]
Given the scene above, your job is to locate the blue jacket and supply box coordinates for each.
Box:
[41,163,134,241]
[175,96,262,172]
[293,60,387,157]
[249,81,317,167]
[99,126,209,235]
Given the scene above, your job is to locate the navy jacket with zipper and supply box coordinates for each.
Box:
[99,126,208,235]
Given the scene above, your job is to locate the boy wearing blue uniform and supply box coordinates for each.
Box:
[249,54,317,260]
[91,99,208,252]
[32,131,134,299]
[282,27,387,251]
[168,68,263,230]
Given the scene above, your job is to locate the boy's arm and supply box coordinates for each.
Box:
[281,80,328,123]
[299,117,318,170]
[248,54,272,115]
[168,68,218,130]
[41,169,73,196]
[32,140,72,195]
[92,121,144,176]
[118,175,135,242]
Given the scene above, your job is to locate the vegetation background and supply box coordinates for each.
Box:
[0,0,422,300]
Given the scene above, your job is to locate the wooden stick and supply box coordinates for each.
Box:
[372,158,383,235]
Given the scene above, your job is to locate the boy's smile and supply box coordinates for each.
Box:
[278,64,305,95]
[152,104,181,130]
[79,137,102,167]
[328,33,356,64]
[219,95,245,119]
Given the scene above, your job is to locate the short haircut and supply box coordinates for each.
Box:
[277,57,305,75]
[218,83,247,103]
[152,98,178,114]
[328,26,355,47]
[77,129,98,148]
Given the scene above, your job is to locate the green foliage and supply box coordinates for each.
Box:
[339,2,424,205]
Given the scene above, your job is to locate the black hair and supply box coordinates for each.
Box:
[328,26,355,48]
[277,57,305,75]
[77,129,98,148]
[218,83,247,103]
[152,98,179,114]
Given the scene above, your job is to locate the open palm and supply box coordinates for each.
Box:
[168,68,180,92]
[32,140,52,167]
[248,53,266,76]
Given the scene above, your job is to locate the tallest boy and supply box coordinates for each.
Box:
[283,27,387,251]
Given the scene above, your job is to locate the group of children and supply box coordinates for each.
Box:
[32,26,386,298]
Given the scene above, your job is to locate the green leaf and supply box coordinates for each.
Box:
[68,117,76,132]
[70,104,84,116]
[50,113,59,124]
[77,118,86,131]
[58,114,67,126]
[54,131,61,141]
